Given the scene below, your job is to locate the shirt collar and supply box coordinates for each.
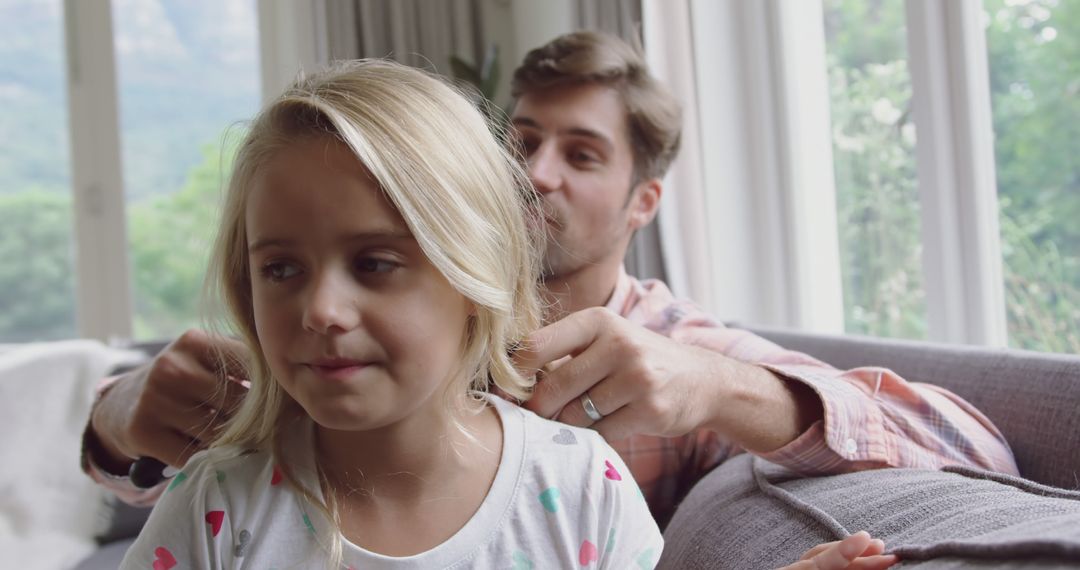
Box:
[603,265,634,315]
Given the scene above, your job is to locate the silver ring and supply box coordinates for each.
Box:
[580,392,604,422]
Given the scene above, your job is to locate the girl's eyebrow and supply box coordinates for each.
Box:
[248,231,414,253]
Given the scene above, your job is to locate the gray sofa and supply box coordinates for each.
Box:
[76,329,1080,569]
[659,327,1080,569]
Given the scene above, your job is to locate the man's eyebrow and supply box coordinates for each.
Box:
[248,231,413,253]
[510,117,614,152]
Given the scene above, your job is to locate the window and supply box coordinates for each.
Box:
[0,0,77,342]
[823,0,929,340]
[112,0,260,339]
[0,0,260,342]
[984,0,1080,352]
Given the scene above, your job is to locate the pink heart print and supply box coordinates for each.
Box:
[271,465,283,486]
[603,459,622,481]
[152,546,177,570]
[205,510,225,537]
[579,539,599,566]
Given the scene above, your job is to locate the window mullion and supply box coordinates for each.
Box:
[64,0,132,341]
[905,0,1007,346]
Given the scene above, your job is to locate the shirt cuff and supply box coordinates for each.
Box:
[754,363,890,474]
[80,375,167,507]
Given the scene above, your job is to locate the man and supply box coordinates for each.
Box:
[82,31,1017,527]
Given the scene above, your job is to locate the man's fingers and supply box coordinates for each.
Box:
[154,430,205,468]
[528,347,618,419]
[554,376,638,430]
[173,330,250,382]
[589,406,641,443]
[208,376,250,417]
[513,308,608,377]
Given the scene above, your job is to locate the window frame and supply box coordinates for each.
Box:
[64,0,132,341]
[686,0,1009,344]
[61,0,280,342]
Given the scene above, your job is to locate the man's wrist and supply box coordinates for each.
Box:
[705,359,823,452]
[83,377,137,477]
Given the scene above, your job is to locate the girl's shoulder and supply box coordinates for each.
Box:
[490,395,603,448]
[161,444,290,508]
[493,396,631,485]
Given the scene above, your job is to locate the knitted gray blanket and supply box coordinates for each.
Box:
[660,454,1080,569]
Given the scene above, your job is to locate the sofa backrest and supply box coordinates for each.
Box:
[744,326,1080,490]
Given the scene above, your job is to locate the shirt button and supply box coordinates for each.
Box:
[844,438,858,455]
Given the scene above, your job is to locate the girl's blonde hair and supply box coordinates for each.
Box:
[203,59,543,564]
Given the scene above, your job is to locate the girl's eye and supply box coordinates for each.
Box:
[569,149,599,165]
[261,261,301,282]
[354,257,398,274]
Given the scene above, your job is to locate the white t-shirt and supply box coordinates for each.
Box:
[119,395,663,569]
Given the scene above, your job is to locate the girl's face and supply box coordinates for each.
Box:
[245,137,474,432]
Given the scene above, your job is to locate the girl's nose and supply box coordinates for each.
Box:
[301,271,361,334]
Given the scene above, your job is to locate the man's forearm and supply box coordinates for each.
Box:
[705,357,824,454]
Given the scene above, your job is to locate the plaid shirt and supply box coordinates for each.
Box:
[604,267,1018,526]
[84,267,1019,523]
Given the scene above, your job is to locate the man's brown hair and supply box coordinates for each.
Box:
[511,31,682,182]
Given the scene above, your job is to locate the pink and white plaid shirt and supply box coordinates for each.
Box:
[603,267,1018,525]
[83,266,1019,524]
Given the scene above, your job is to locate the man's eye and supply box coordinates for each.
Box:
[354,257,398,274]
[570,150,599,164]
[518,138,539,157]
[261,261,301,282]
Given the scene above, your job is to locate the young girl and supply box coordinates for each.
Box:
[120,60,894,570]
[119,59,660,570]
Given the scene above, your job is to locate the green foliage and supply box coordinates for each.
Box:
[127,136,238,339]
[0,135,236,342]
[826,0,1080,352]
[0,190,77,341]
[825,0,927,340]
[985,0,1080,353]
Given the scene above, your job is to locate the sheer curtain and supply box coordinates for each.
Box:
[321,0,483,73]
[640,0,711,307]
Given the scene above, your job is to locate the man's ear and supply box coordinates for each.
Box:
[628,178,663,231]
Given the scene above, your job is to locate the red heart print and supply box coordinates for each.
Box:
[205,510,225,537]
[603,460,622,481]
[271,465,283,486]
[152,546,177,570]
[579,539,598,566]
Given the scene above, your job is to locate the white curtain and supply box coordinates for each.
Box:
[321,0,483,75]
[640,0,712,307]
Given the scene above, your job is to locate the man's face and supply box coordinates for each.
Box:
[511,83,640,280]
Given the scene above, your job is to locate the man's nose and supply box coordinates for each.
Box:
[302,270,361,334]
[528,143,562,195]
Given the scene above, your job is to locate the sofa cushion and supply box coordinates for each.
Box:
[746,326,1080,490]
[660,454,1080,569]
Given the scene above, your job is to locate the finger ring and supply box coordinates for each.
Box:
[580,392,603,422]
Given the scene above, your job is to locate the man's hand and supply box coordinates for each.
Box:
[89,330,250,471]
[781,531,897,570]
[514,307,822,450]
[515,308,724,443]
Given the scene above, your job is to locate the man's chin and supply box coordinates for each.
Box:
[539,256,578,283]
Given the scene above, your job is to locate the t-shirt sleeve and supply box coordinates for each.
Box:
[591,442,665,569]
[119,452,233,570]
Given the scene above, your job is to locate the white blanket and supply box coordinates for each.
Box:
[0,340,144,570]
